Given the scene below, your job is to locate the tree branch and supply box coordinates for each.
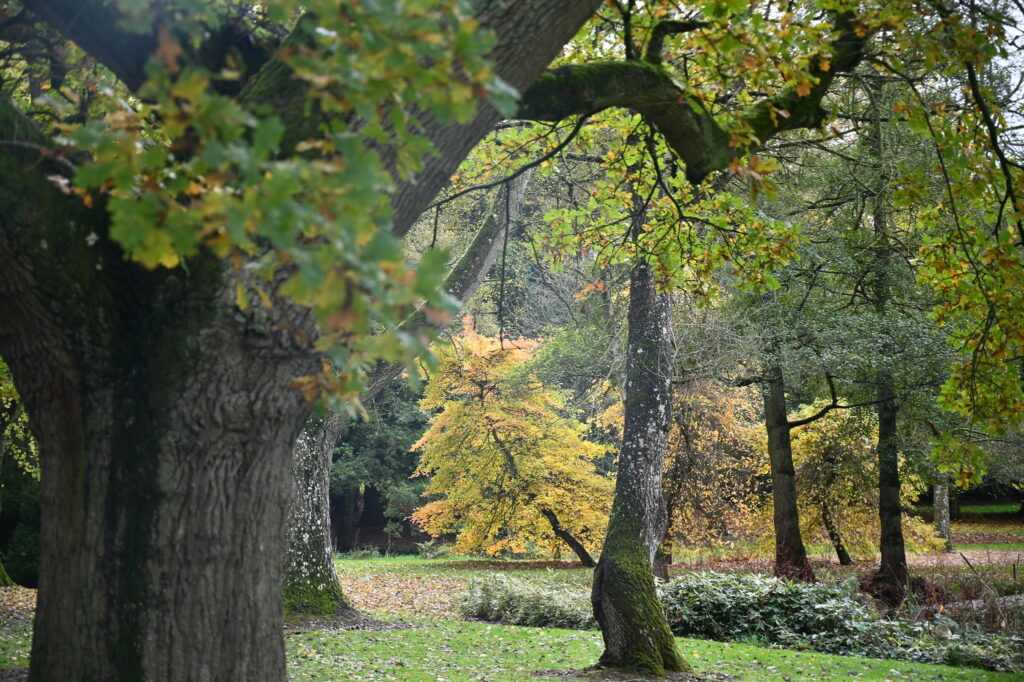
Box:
[644,19,709,65]
[518,12,869,185]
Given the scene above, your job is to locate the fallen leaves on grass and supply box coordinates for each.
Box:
[0,587,35,626]
[338,573,468,617]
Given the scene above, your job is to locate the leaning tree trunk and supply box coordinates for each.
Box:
[820,501,854,566]
[934,475,953,552]
[284,413,350,615]
[540,508,596,567]
[591,259,689,675]
[763,362,815,582]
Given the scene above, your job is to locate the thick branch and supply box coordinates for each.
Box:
[644,20,709,65]
[23,0,155,91]
[518,13,868,185]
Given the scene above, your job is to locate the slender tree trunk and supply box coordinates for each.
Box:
[934,476,953,552]
[284,413,350,615]
[540,507,596,567]
[763,362,815,582]
[867,78,908,600]
[820,501,853,566]
[331,484,362,553]
[591,259,689,675]
[652,542,672,581]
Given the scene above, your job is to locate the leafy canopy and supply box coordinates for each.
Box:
[411,320,612,557]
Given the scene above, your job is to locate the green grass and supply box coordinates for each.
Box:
[334,554,594,588]
[0,621,31,670]
[1,615,1016,680]
[284,619,1019,681]
[916,503,1021,517]
[958,542,1024,552]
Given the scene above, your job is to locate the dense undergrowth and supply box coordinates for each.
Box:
[458,571,1024,673]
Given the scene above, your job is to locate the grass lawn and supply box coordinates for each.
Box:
[284,619,1021,681]
[4,506,1023,681]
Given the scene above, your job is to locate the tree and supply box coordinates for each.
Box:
[283,169,534,614]
[0,1,600,678]
[411,321,612,565]
[658,380,762,575]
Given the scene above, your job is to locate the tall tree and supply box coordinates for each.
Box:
[0,2,600,679]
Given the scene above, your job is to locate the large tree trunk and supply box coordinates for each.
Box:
[763,362,815,582]
[3,252,319,681]
[934,476,953,552]
[284,413,349,616]
[591,259,689,675]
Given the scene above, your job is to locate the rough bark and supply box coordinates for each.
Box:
[934,476,953,552]
[762,361,816,582]
[284,413,349,615]
[591,259,689,675]
[539,507,596,567]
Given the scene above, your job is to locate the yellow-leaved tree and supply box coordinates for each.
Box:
[411,320,612,565]
[782,402,943,563]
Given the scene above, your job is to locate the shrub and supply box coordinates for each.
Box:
[416,539,453,559]
[659,572,1024,672]
[659,572,876,644]
[338,546,381,559]
[457,574,596,630]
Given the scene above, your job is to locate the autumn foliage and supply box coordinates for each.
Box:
[411,321,612,559]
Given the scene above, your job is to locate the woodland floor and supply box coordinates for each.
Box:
[2,505,1023,680]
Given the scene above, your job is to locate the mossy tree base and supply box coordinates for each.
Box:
[592,535,690,676]
[284,414,352,618]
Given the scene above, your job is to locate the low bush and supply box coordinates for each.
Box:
[660,572,1024,673]
[457,571,1024,673]
[416,539,453,559]
[338,546,381,559]
[457,574,595,630]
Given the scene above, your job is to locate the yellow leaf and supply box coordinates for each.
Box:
[254,284,273,309]
[235,282,249,311]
